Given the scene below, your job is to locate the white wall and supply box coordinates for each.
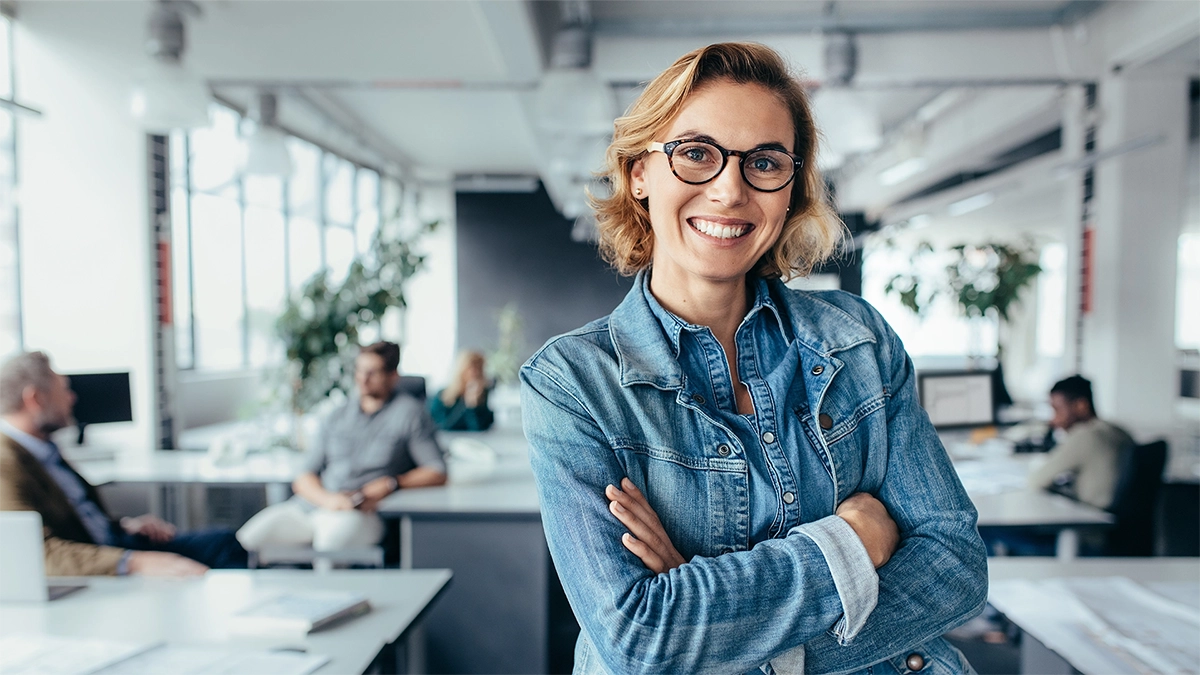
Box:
[14,6,156,454]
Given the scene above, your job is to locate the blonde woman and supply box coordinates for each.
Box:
[431,350,494,431]
[521,43,986,675]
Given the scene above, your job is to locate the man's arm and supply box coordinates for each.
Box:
[1028,432,1089,490]
[292,471,354,510]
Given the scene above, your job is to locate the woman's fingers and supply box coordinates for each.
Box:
[608,480,666,529]
[609,498,667,550]
[621,533,666,574]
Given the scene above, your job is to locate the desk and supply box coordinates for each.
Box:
[377,429,550,674]
[988,557,1200,674]
[73,449,306,527]
[0,569,452,674]
[952,452,1114,559]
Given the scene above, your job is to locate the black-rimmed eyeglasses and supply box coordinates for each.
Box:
[646,138,803,193]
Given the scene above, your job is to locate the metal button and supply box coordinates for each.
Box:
[818,413,833,430]
[811,365,824,375]
[905,653,925,672]
[782,491,795,504]
[717,444,731,457]
[762,431,776,444]
[692,393,705,405]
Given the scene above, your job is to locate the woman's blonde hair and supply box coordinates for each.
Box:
[592,42,846,279]
[442,349,487,406]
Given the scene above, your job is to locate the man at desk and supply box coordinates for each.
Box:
[237,341,447,552]
[1028,375,1134,510]
[0,351,247,576]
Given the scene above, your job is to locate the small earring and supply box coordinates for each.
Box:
[634,188,643,197]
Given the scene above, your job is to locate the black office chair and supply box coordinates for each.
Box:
[1105,440,1167,556]
[396,375,427,402]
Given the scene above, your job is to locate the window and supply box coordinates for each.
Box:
[171,103,386,371]
[1179,233,1200,350]
[0,13,19,357]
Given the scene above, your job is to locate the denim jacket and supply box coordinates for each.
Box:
[521,272,988,675]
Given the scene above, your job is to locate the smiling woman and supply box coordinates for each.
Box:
[521,42,988,675]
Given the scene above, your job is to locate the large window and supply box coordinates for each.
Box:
[0,13,20,357]
[171,105,385,371]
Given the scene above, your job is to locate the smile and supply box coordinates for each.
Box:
[688,218,753,240]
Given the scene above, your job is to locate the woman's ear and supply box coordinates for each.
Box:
[630,158,648,199]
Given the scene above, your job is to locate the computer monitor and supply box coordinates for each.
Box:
[65,372,133,445]
[917,370,995,429]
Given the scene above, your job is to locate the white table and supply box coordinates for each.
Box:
[0,569,452,674]
[73,449,307,527]
[952,452,1115,559]
[987,557,1200,674]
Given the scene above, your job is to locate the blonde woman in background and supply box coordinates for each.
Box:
[431,350,494,431]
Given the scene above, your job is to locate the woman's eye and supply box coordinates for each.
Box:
[678,145,714,163]
[749,155,782,173]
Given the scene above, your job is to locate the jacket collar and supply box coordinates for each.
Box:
[609,270,875,389]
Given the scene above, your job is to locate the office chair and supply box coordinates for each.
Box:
[1105,440,1168,556]
[396,376,427,401]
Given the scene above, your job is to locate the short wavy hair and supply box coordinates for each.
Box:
[592,42,845,279]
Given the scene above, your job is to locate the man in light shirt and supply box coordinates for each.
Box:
[1028,375,1134,510]
[236,341,447,553]
[0,351,247,576]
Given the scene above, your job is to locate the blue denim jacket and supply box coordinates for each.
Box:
[521,272,988,675]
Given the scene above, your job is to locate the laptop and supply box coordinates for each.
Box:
[0,511,87,602]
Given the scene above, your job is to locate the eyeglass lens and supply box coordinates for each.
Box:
[668,140,795,191]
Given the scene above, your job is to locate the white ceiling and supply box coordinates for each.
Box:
[12,0,1199,237]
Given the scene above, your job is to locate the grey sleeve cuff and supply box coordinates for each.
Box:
[116,550,133,576]
[791,514,879,644]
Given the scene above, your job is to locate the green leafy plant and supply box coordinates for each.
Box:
[487,303,525,386]
[884,238,1042,338]
[276,220,439,412]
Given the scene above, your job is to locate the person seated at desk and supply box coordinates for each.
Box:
[0,351,247,576]
[1028,374,1134,510]
[237,341,447,553]
[429,350,493,431]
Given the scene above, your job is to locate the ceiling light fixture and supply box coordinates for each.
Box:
[130,0,209,132]
[242,91,293,177]
[878,157,928,186]
[946,192,995,217]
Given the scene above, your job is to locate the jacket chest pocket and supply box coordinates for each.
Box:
[794,393,886,503]
[611,441,748,560]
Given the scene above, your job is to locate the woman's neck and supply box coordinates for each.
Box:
[649,270,750,346]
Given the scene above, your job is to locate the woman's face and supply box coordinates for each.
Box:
[631,79,794,288]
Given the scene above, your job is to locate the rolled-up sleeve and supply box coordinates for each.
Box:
[793,514,879,643]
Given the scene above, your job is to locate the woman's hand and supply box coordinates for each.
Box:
[835,492,900,568]
[606,478,686,574]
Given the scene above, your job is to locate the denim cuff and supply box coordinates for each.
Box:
[116,550,133,576]
[792,514,879,644]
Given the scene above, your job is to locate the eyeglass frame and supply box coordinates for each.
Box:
[645,138,805,193]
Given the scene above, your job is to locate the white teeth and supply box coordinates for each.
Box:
[691,219,748,239]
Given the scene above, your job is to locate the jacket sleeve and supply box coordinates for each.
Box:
[0,444,125,576]
[1027,434,1087,490]
[801,309,990,675]
[521,359,862,675]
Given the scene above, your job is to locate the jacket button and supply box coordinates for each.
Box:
[762,431,776,444]
[905,653,925,672]
[717,444,731,457]
[691,393,705,405]
[811,365,824,375]
[782,491,795,504]
[818,413,833,430]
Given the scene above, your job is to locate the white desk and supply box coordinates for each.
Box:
[952,452,1115,559]
[0,569,452,674]
[988,557,1200,674]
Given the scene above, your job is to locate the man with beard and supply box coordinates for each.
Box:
[0,351,247,575]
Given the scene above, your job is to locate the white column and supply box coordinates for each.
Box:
[1084,73,1188,438]
[1059,85,1087,376]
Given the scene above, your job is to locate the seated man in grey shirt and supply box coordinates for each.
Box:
[237,342,447,552]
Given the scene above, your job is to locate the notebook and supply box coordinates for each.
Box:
[0,511,87,602]
[228,590,371,635]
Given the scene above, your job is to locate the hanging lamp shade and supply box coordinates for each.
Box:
[131,58,210,132]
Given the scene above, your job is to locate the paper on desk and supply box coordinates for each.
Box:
[0,634,157,675]
[990,577,1200,675]
[90,645,329,675]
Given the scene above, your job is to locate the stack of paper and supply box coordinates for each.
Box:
[0,635,328,675]
[228,590,371,635]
